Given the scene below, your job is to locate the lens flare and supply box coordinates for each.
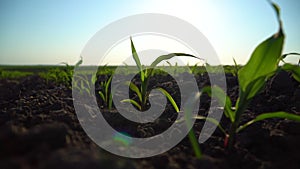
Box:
[113,132,132,146]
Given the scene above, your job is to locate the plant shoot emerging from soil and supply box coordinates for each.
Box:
[200,1,300,149]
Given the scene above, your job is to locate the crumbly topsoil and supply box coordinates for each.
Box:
[0,71,299,169]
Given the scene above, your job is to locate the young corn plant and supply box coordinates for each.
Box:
[121,37,203,158]
[122,37,201,111]
[73,73,97,95]
[42,58,82,87]
[72,58,111,100]
[0,70,33,79]
[98,75,116,110]
[190,62,206,75]
[200,2,300,149]
[165,61,181,75]
[231,58,239,77]
[71,58,97,96]
[72,61,116,109]
[280,53,300,81]
[55,61,79,87]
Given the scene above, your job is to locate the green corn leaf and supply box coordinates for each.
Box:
[238,1,284,100]
[91,74,97,85]
[179,92,202,159]
[175,114,226,136]
[157,87,179,113]
[105,76,113,103]
[191,63,199,74]
[130,37,144,82]
[144,68,148,77]
[84,87,90,95]
[146,53,201,79]
[193,115,227,136]
[121,99,142,111]
[108,84,118,110]
[269,1,282,28]
[188,129,202,159]
[108,93,113,110]
[201,86,235,122]
[125,81,142,102]
[243,75,269,100]
[281,52,300,60]
[84,75,91,89]
[282,63,300,82]
[280,52,300,82]
[233,57,238,67]
[75,57,83,67]
[232,57,239,76]
[60,62,69,67]
[98,91,105,102]
[166,60,172,67]
[80,79,85,89]
[150,53,199,70]
[238,29,284,100]
[237,111,300,133]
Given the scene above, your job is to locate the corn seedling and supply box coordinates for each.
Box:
[40,58,82,87]
[122,37,201,111]
[98,76,117,110]
[231,58,239,77]
[199,2,300,149]
[0,70,33,79]
[165,61,179,75]
[166,60,172,67]
[72,58,102,96]
[72,60,116,109]
[280,53,300,82]
[190,62,205,75]
[73,73,96,95]
[120,37,203,158]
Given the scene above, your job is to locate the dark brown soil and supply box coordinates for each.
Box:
[0,71,300,169]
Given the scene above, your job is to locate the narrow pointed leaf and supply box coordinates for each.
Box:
[108,84,118,110]
[269,1,282,28]
[130,37,144,81]
[75,57,83,67]
[232,57,239,76]
[188,129,202,159]
[281,52,300,59]
[202,86,235,122]
[98,91,105,102]
[121,99,142,110]
[166,61,172,67]
[105,76,113,101]
[147,53,202,78]
[91,74,97,85]
[125,81,142,102]
[157,87,179,112]
[282,63,300,82]
[233,58,238,67]
[150,53,200,69]
[237,112,300,133]
[193,115,227,135]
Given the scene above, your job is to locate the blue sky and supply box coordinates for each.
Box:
[0,0,299,65]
